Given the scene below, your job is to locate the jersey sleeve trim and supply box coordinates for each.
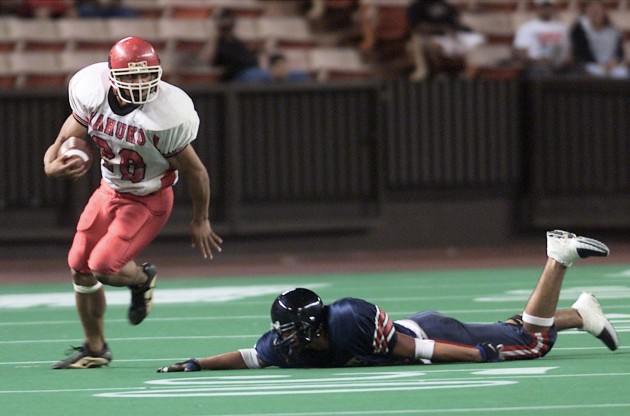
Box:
[163,145,189,159]
[372,306,396,354]
[72,112,89,127]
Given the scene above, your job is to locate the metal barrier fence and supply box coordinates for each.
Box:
[0,90,69,211]
[0,78,627,241]
[527,78,630,228]
[385,78,521,192]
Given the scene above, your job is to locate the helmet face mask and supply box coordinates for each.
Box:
[108,37,162,105]
[270,288,325,361]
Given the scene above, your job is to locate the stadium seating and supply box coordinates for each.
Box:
[308,47,372,81]
[57,18,111,52]
[0,53,16,87]
[60,50,107,78]
[9,52,66,88]
[158,17,215,53]
[106,18,165,48]
[6,17,65,52]
[2,0,630,89]
[257,16,316,49]
[0,18,13,52]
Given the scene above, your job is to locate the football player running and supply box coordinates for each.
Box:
[159,230,617,372]
[44,37,222,369]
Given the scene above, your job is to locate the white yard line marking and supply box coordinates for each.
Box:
[0,284,328,309]
[191,403,630,416]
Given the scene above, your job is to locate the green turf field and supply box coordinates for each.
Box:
[1,265,629,415]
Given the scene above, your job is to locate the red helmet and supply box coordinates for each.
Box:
[108,37,162,104]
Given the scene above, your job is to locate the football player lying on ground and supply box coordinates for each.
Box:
[158,230,619,372]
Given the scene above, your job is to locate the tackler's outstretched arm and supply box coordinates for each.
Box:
[157,349,267,372]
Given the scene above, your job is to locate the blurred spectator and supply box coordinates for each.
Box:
[513,0,571,77]
[570,0,628,79]
[211,9,270,83]
[359,0,410,54]
[19,0,73,18]
[267,53,311,82]
[308,0,358,32]
[406,0,485,80]
[75,0,138,18]
[0,0,22,15]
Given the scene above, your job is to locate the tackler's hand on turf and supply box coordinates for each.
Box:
[157,358,202,373]
[475,343,504,362]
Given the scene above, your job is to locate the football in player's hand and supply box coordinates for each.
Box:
[57,136,93,170]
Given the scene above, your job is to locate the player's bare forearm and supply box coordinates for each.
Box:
[392,332,485,363]
[431,342,483,362]
[157,351,250,372]
[168,145,222,258]
[187,164,211,223]
[198,351,250,370]
[44,115,88,178]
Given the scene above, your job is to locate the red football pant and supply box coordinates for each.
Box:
[68,180,174,275]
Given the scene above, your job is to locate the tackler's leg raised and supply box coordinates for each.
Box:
[571,292,619,351]
[521,230,609,333]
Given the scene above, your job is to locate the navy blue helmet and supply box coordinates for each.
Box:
[270,288,325,360]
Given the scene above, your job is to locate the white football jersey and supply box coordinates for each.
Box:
[69,62,200,195]
[513,18,570,65]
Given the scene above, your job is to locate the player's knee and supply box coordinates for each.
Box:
[88,254,124,279]
[88,235,130,277]
[92,271,115,286]
[71,269,100,288]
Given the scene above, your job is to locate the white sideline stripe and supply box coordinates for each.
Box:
[195,404,630,415]
[0,387,148,395]
[2,345,628,366]
[0,284,327,309]
[476,286,630,302]
[3,309,630,327]
[0,315,265,326]
[0,334,259,345]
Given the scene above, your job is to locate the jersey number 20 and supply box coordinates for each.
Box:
[92,137,146,183]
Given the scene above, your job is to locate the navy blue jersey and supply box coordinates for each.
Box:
[255,297,415,368]
[254,298,557,368]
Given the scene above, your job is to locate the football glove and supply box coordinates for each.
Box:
[156,358,201,373]
[475,343,503,362]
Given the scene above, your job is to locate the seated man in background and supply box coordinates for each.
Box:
[211,9,270,83]
[513,0,572,77]
[159,230,617,372]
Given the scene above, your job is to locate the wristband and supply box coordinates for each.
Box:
[475,344,488,362]
[182,358,201,371]
[414,338,435,360]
